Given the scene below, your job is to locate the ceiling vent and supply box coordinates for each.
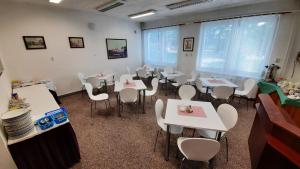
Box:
[96,0,125,12]
[166,0,213,10]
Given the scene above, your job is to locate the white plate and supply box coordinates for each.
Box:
[1,109,30,120]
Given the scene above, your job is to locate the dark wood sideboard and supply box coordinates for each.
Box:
[248,94,300,169]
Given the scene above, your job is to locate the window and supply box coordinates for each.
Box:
[196,15,279,78]
[143,26,179,67]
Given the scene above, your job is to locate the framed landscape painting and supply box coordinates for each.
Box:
[69,37,84,48]
[106,38,127,59]
[183,37,194,52]
[23,36,46,50]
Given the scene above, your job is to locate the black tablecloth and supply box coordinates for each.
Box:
[8,123,80,169]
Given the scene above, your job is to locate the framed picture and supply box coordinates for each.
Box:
[183,37,194,52]
[69,37,84,48]
[106,38,127,59]
[23,36,46,50]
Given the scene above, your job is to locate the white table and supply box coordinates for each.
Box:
[87,73,115,92]
[8,84,69,145]
[161,71,185,95]
[200,77,239,98]
[114,80,147,116]
[164,99,227,160]
[136,67,155,77]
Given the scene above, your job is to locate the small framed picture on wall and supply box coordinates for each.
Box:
[69,37,85,48]
[183,37,194,52]
[106,38,128,59]
[23,36,47,50]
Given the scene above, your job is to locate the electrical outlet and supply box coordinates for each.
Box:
[275,58,280,63]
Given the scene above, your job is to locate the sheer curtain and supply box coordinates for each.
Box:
[143,26,179,67]
[196,15,279,78]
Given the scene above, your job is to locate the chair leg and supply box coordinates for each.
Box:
[104,100,108,113]
[247,99,249,112]
[153,130,160,152]
[90,101,93,118]
[225,136,229,162]
[180,157,186,169]
[95,101,97,109]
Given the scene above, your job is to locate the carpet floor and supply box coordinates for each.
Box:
[62,87,255,169]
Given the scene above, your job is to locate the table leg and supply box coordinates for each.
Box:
[165,125,170,161]
[139,90,141,105]
[104,80,108,93]
[206,87,209,95]
[143,89,145,114]
[215,131,222,141]
[116,93,121,117]
[165,77,168,96]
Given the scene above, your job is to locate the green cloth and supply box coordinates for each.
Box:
[257,81,300,108]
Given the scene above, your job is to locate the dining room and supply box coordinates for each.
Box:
[0,0,300,169]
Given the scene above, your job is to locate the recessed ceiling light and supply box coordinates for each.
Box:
[49,0,63,4]
[257,22,266,26]
[128,10,156,19]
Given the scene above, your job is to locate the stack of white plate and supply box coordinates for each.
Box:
[1,109,34,139]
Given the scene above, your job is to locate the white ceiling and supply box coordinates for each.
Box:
[10,0,280,22]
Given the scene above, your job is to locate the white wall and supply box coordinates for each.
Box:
[0,52,17,169]
[0,1,142,96]
[142,0,300,81]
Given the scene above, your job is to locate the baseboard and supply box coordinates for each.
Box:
[59,90,83,98]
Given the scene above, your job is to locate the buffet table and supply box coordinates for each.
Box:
[7,84,80,169]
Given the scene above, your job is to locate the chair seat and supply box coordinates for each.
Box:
[159,79,166,84]
[235,89,247,96]
[141,90,156,96]
[171,83,180,87]
[198,129,225,139]
[91,93,109,101]
[157,119,183,134]
[211,93,230,100]
[121,98,137,103]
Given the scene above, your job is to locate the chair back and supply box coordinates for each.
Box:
[86,76,101,88]
[178,85,196,100]
[175,75,188,85]
[78,73,86,84]
[120,88,137,103]
[84,83,94,99]
[178,138,220,161]
[137,69,148,78]
[164,67,174,74]
[155,99,164,125]
[244,79,258,98]
[212,86,233,99]
[195,80,203,91]
[217,104,238,130]
[120,74,133,83]
[151,78,159,92]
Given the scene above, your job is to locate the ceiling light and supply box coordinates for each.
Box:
[128,10,156,19]
[49,0,62,4]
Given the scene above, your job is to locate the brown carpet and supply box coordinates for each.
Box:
[62,88,255,169]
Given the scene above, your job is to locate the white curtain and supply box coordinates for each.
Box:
[196,15,279,78]
[143,26,179,67]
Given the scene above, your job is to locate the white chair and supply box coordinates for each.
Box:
[141,78,159,102]
[178,85,196,100]
[187,71,199,85]
[84,83,110,117]
[177,137,220,169]
[211,86,234,103]
[126,66,137,79]
[164,67,174,74]
[195,80,208,99]
[119,74,133,83]
[171,75,188,97]
[154,99,183,152]
[198,104,238,162]
[86,76,104,90]
[78,72,87,96]
[235,78,258,110]
[119,88,138,114]
[137,68,150,82]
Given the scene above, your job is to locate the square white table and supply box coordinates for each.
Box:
[87,72,115,92]
[160,71,185,95]
[114,80,147,116]
[200,78,239,99]
[164,99,227,160]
